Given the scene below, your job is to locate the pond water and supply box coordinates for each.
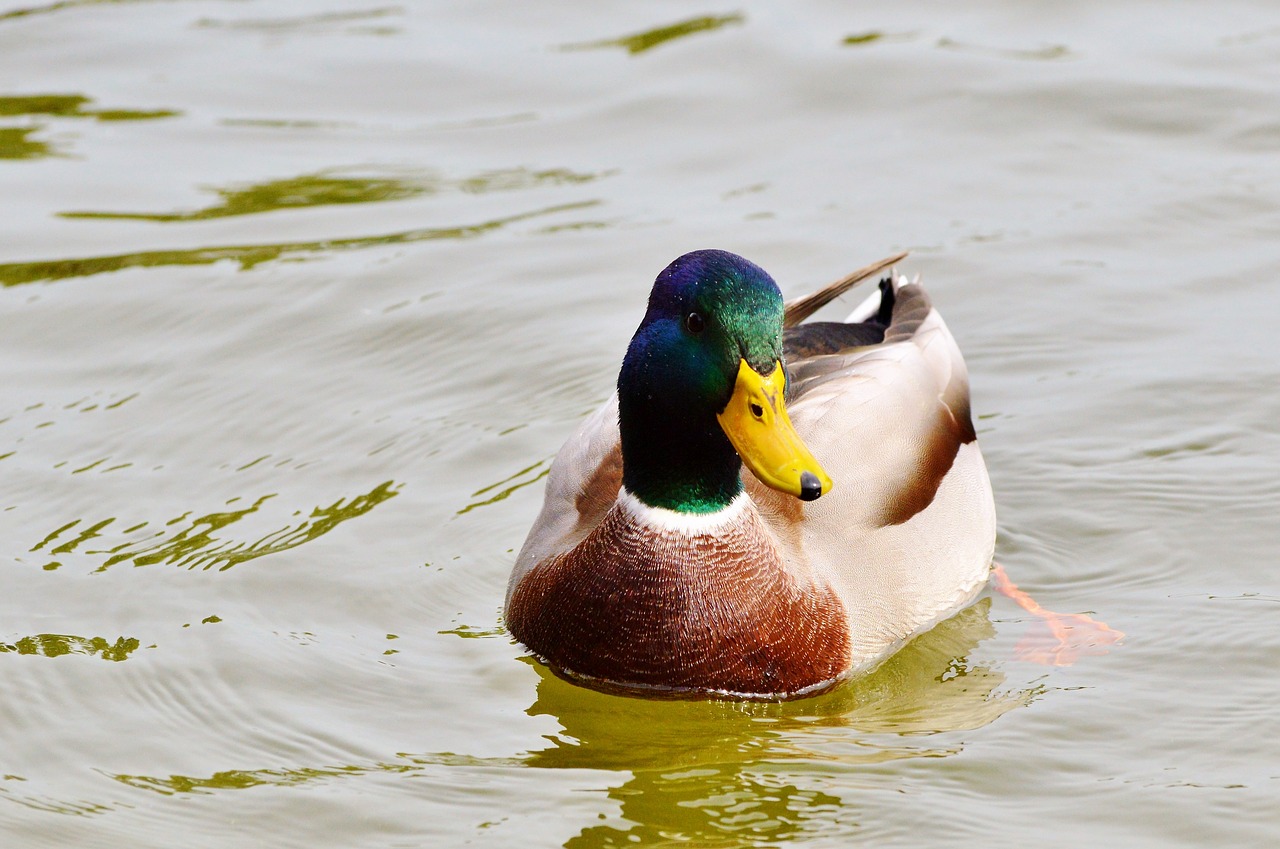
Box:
[1,1,1278,846]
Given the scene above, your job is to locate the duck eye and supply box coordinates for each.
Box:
[685,312,705,334]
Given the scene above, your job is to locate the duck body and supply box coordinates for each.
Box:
[506,251,996,699]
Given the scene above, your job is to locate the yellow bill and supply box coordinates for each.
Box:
[716,359,833,501]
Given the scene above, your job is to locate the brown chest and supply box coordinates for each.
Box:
[505,505,850,698]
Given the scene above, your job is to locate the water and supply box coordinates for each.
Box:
[2,1,1278,846]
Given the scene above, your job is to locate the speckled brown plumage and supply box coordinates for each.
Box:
[506,500,851,698]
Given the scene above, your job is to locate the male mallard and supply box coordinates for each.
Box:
[506,250,996,699]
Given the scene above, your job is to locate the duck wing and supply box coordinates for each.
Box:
[770,277,996,663]
[506,395,621,605]
[784,278,978,529]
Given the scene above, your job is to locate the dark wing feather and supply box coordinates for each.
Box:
[781,252,907,328]
[783,278,896,360]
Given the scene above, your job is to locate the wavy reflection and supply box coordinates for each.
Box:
[561,13,744,55]
[105,751,528,801]
[194,6,402,36]
[522,599,1036,846]
[0,93,175,121]
[63,174,429,223]
[0,126,50,159]
[936,38,1071,61]
[0,92,175,159]
[98,603,1032,848]
[842,31,917,47]
[0,780,117,817]
[0,0,156,25]
[111,760,417,796]
[30,481,400,572]
[0,633,141,661]
[60,167,606,223]
[457,460,549,515]
[0,200,600,287]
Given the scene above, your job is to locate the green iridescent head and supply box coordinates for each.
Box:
[617,250,829,513]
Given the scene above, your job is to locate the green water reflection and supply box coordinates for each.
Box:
[63,174,427,223]
[0,126,50,159]
[0,777,117,817]
[193,6,402,34]
[0,200,601,286]
[457,460,549,515]
[523,599,1034,847]
[562,14,744,55]
[30,481,399,572]
[0,92,175,159]
[0,0,152,25]
[842,31,916,47]
[935,38,1071,61]
[60,167,604,223]
[0,91,174,159]
[0,93,175,121]
[0,633,140,661]
[112,760,417,796]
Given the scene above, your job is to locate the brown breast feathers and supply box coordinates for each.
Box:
[505,499,850,698]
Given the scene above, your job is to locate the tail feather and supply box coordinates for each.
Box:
[782,251,908,328]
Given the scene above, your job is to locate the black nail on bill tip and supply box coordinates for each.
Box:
[799,471,822,501]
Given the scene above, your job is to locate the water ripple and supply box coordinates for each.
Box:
[28,481,400,573]
[59,167,609,223]
[0,200,601,286]
[457,461,550,516]
[193,6,403,36]
[0,634,142,661]
[0,93,175,121]
[560,13,744,55]
[0,126,49,159]
[0,0,154,25]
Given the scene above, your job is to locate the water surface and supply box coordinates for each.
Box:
[2,2,1278,847]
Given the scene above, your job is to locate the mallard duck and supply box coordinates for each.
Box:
[505,250,997,699]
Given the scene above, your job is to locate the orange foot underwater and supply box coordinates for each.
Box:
[991,564,1125,666]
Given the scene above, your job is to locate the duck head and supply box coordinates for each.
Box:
[617,250,833,514]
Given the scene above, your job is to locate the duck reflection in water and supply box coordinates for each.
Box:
[520,598,1036,848]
